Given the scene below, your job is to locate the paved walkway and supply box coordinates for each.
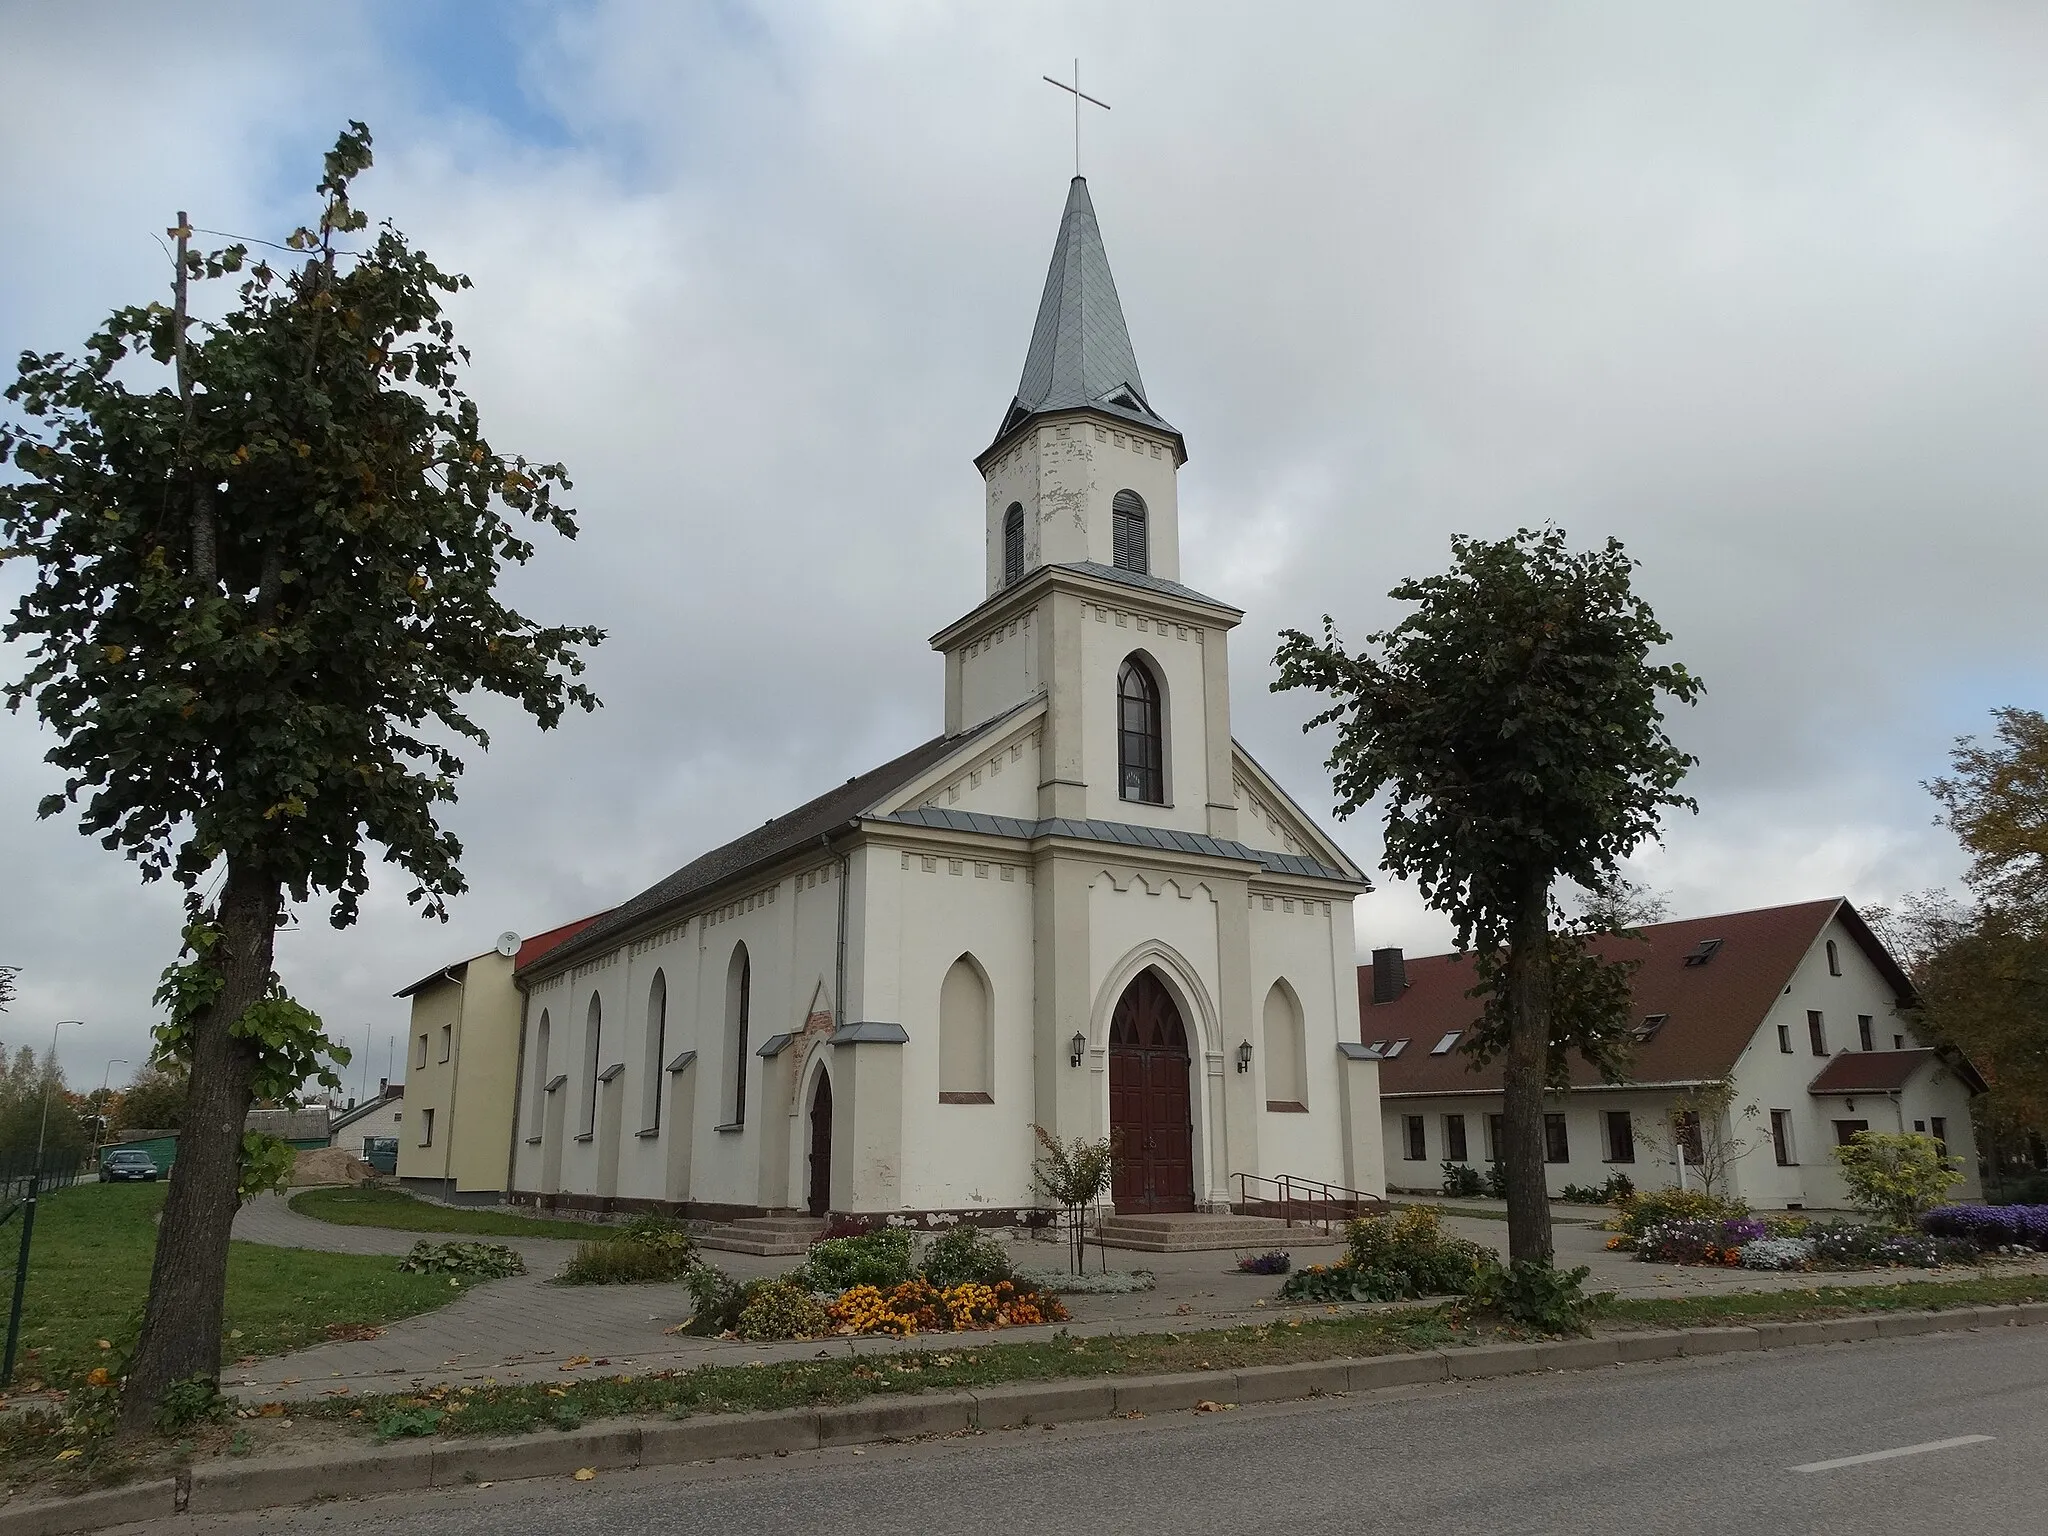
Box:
[227,1195,2048,1404]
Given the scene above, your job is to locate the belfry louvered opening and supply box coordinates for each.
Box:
[1112,489,1148,574]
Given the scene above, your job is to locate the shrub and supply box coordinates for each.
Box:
[619,1213,696,1261]
[1281,1206,1486,1302]
[795,1228,916,1292]
[678,1263,746,1335]
[1558,1173,1635,1204]
[559,1238,692,1285]
[1806,1221,1974,1269]
[734,1278,833,1341]
[1483,1161,1509,1199]
[828,1278,1067,1335]
[1608,1188,1748,1247]
[1831,1131,1962,1228]
[1440,1161,1484,1198]
[1635,1219,1726,1266]
[1013,1266,1155,1295]
[1236,1250,1292,1275]
[1460,1258,1598,1335]
[1920,1203,2048,1252]
[1737,1237,1815,1270]
[397,1240,525,1279]
[920,1224,1014,1289]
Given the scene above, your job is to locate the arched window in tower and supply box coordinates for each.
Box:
[1002,503,1025,586]
[1118,656,1165,804]
[1112,490,1148,574]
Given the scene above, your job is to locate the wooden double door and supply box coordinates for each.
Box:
[1108,970,1195,1213]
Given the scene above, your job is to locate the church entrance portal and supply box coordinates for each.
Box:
[1108,970,1195,1213]
[806,1073,834,1217]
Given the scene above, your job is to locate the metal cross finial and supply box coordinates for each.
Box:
[1043,60,1109,178]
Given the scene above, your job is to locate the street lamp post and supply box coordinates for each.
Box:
[6,1019,79,1383]
[88,1058,129,1171]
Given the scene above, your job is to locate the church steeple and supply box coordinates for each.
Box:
[990,176,1179,455]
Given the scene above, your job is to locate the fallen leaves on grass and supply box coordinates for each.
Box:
[324,1322,385,1342]
[1193,1400,1237,1413]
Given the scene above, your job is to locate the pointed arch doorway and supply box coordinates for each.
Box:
[806,1073,834,1217]
[1108,970,1195,1213]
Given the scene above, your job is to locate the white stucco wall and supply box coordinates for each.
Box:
[982,417,1183,594]
[955,605,1042,733]
[1077,605,1218,829]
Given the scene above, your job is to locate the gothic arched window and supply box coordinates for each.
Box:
[1118,656,1165,803]
[1112,490,1148,574]
[641,970,667,1135]
[1002,503,1025,586]
[726,944,751,1127]
[582,992,603,1136]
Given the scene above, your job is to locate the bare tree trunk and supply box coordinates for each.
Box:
[1500,874,1555,1264]
[117,857,278,1435]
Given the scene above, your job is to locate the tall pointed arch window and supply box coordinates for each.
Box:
[641,970,667,1135]
[528,1009,551,1137]
[581,993,602,1136]
[1118,656,1165,804]
[1002,503,1025,586]
[725,944,751,1128]
[1112,490,1148,574]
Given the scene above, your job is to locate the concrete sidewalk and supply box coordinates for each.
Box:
[226,1196,2048,1403]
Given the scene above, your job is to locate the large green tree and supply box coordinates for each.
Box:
[1931,708,2048,917]
[0,125,600,1429]
[1275,528,1699,1262]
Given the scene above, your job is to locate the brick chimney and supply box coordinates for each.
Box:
[1370,947,1407,1005]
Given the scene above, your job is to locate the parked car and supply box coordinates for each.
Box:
[100,1149,160,1182]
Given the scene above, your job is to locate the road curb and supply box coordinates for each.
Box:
[8,1300,2043,1532]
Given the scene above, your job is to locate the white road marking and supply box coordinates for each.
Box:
[1791,1434,1994,1473]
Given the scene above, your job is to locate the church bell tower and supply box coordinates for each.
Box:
[933,176,1241,841]
[973,176,1188,596]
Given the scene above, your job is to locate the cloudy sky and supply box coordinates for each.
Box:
[3,2,2044,1099]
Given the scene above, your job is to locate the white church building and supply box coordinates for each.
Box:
[509,177,1383,1223]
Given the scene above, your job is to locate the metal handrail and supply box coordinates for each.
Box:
[1232,1172,1387,1231]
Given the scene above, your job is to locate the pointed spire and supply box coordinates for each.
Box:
[992,177,1176,450]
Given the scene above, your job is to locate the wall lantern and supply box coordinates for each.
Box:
[1236,1040,1253,1074]
[1070,1032,1087,1068]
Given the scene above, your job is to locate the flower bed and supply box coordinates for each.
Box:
[1277,1207,1486,1303]
[1921,1204,2048,1253]
[1633,1215,1978,1272]
[828,1279,1067,1335]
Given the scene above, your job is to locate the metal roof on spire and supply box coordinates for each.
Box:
[989,176,1179,454]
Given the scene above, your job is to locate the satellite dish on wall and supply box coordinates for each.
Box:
[495,931,521,959]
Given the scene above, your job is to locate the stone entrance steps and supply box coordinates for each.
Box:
[696,1215,827,1257]
[1092,1212,1346,1253]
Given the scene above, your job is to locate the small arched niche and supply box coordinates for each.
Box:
[938,954,993,1103]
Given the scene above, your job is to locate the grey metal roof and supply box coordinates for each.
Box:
[527,709,1025,978]
[995,177,1176,447]
[878,806,1360,884]
[1051,562,1241,615]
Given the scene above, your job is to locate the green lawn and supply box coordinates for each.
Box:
[9,1183,464,1390]
[288,1185,597,1240]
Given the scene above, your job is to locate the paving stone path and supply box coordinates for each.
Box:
[227,1193,2048,1404]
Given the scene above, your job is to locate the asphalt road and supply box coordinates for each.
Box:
[151,1327,2048,1536]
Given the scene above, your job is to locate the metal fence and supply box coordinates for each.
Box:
[0,1152,85,1207]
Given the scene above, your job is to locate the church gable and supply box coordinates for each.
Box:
[1231,742,1365,883]
[871,703,1046,822]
